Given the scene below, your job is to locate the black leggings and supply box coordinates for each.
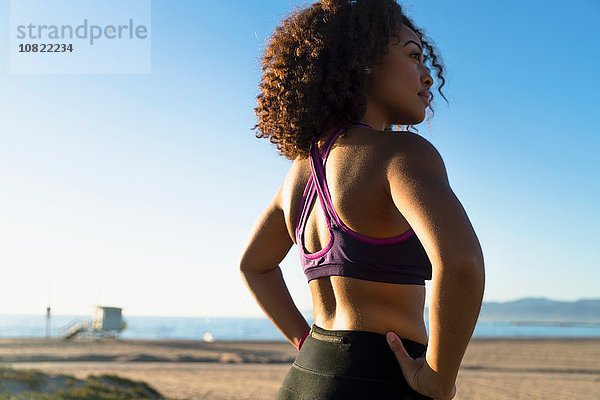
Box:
[276,323,433,400]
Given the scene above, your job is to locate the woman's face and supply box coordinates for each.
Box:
[365,24,433,127]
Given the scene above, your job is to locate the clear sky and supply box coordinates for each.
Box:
[1,0,598,317]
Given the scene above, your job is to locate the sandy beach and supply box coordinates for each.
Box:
[1,337,598,399]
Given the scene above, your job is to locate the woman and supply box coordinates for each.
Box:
[239,1,485,399]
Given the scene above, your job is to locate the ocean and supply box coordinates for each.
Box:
[1,314,599,341]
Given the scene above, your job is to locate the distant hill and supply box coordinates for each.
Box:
[428,298,600,323]
[473,297,599,323]
[302,297,600,323]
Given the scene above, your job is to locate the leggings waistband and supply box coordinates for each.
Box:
[309,323,427,358]
[290,323,429,392]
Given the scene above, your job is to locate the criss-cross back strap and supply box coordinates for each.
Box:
[295,123,373,240]
[307,122,373,226]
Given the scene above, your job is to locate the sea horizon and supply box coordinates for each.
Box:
[1,314,599,341]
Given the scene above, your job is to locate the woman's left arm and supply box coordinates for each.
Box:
[239,184,310,350]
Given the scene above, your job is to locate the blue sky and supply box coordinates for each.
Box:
[0,0,598,317]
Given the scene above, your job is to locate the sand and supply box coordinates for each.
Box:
[1,337,598,399]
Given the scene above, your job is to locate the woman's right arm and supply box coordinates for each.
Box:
[385,133,485,398]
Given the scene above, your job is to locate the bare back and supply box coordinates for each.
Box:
[281,126,429,346]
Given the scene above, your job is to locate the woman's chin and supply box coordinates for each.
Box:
[393,113,426,127]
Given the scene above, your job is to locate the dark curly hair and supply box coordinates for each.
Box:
[251,0,448,160]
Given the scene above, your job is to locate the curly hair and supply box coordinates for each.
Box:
[251,0,448,160]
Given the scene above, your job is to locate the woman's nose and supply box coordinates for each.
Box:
[421,67,433,88]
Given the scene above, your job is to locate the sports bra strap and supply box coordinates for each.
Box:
[320,122,372,160]
[309,122,373,224]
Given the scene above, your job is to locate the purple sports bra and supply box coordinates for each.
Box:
[295,123,433,285]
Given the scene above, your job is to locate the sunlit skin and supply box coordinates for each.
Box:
[362,23,433,130]
[286,24,434,346]
[240,21,483,399]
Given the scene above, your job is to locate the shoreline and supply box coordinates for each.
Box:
[1,335,599,341]
[1,336,598,365]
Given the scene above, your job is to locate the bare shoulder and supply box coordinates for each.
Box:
[382,131,449,183]
[271,156,310,241]
[280,157,303,193]
[286,155,310,185]
[382,131,484,267]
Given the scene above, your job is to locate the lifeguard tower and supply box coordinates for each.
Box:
[61,306,127,340]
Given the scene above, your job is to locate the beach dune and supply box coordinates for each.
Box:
[1,337,598,399]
